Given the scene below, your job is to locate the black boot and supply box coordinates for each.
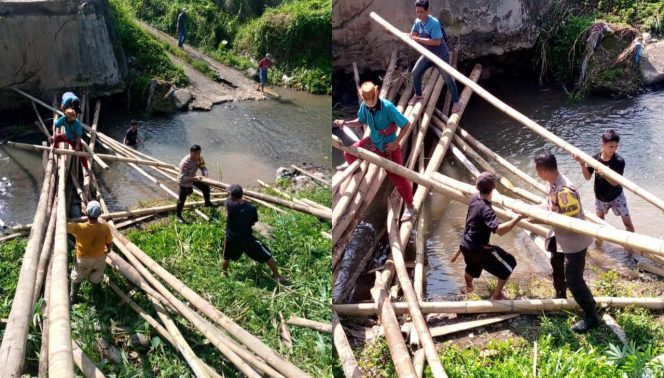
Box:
[70,281,81,304]
[571,315,601,333]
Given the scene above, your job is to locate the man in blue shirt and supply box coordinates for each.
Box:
[409,0,461,113]
[49,108,88,169]
[177,9,187,48]
[333,81,416,221]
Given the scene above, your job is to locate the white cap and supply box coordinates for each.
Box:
[87,201,102,218]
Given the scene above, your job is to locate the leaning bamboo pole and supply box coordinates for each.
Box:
[291,165,330,187]
[0,150,55,377]
[109,230,306,378]
[334,297,664,316]
[332,311,362,378]
[386,203,447,378]
[371,272,417,377]
[32,196,58,307]
[332,138,664,257]
[287,316,332,333]
[371,11,664,213]
[428,314,519,338]
[49,154,75,376]
[38,254,54,378]
[6,142,176,168]
[71,341,106,378]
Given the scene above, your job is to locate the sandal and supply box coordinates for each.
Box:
[452,101,463,114]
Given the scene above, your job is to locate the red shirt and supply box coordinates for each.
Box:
[258,58,272,69]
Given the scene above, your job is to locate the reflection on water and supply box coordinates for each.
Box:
[424,81,664,299]
[0,88,331,226]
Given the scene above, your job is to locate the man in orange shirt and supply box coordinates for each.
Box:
[67,201,113,303]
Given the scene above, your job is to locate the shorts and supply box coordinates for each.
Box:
[460,245,517,280]
[71,256,106,284]
[222,236,272,263]
[595,192,630,217]
[259,69,268,85]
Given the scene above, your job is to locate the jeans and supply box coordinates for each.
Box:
[412,53,460,103]
[178,30,186,47]
[343,136,414,207]
[550,244,598,320]
[176,182,211,217]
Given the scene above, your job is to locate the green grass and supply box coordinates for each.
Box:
[0,186,332,376]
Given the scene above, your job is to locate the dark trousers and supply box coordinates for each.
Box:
[549,243,598,319]
[176,182,211,217]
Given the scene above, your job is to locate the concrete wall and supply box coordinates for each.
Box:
[0,0,125,103]
[333,0,552,73]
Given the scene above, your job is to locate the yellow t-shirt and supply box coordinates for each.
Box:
[66,222,113,258]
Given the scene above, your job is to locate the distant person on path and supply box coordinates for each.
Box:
[177,8,187,48]
[221,185,281,280]
[408,0,462,113]
[50,108,89,169]
[67,201,112,304]
[533,151,600,333]
[573,129,634,248]
[60,91,81,114]
[459,172,524,300]
[333,81,417,222]
[176,144,214,223]
[256,53,273,92]
[123,120,142,147]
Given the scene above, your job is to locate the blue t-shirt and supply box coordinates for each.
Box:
[411,15,449,57]
[357,98,409,152]
[55,117,82,142]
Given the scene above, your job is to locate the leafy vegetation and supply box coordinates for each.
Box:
[113,0,331,94]
[0,186,332,376]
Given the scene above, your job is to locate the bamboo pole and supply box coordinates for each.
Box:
[371,11,664,213]
[32,196,58,306]
[286,316,332,333]
[637,261,664,277]
[291,165,331,187]
[429,314,519,338]
[414,212,426,302]
[258,179,292,199]
[109,231,305,378]
[81,141,109,170]
[333,160,361,191]
[413,348,426,378]
[71,341,106,378]
[601,314,627,345]
[386,203,447,378]
[0,150,55,377]
[6,142,176,168]
[334,297,664,316]
[38,254,54,377]
[331,137,664,257]
[49,154,75,377]
[332,311,361,378]
[32,101,51,138]
[201,177,330,220]
[371,272,417,377]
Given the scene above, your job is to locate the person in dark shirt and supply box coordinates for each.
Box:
[222,185,281,281]
[574,129,634,248]
[459,172,524,299]
[123,120,142,147]
[177,9,187,48]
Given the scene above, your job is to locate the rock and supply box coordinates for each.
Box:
[189,97,213,111]
[293,175,314,190]
[128,333,150,348]
[172,88,193,110]
[276,167,295,180]
[333,0,553,72]
[246,67,257,78]
[640,41,664,86]
[281,74,292,84]
[146,80,177,114]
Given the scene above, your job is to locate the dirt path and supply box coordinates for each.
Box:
[166,52,235,110]
[137,20,265,102]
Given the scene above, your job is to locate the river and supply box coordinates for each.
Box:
[0,88,331,226]
[423,79,664,299]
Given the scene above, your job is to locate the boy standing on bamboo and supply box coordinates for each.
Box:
[333,81,417,221]
[221,185,281,281]
[49,108,89,169]
[459,172,524,299]
[176,144,214,223]
[534,151,600,333]
[574,130,635,248]
[67,201,112,304]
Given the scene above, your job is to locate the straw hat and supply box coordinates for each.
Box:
[359,82,379,108]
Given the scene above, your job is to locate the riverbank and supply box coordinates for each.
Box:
[0,184,332,376]
[113,0,331,96]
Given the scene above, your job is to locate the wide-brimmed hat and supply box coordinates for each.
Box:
[359,82,379,108]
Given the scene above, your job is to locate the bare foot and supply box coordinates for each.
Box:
[595,238,603,249]
[452,101,463,114]
[462,286,474,295]
[491,292,508,300]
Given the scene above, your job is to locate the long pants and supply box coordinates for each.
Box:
[176,182,211,217]
[550,246,598,319]
[412,53,460,103]
[52,134,88,169]
[178,30,186,47]
[343,136,413,207]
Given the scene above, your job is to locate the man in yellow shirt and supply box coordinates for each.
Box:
[66,201,112,303]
